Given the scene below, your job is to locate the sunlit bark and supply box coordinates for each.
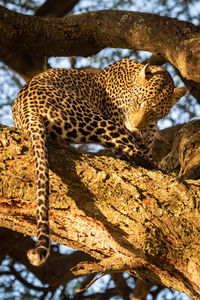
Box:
[0,124,200,299]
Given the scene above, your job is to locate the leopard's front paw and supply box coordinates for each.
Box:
[133,155,158,170]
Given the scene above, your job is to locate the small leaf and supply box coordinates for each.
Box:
[171,172,177,177]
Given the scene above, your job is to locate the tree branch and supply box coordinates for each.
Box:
[0,0,80,81]
[131,279,152,300]
[0,228,95,287]
[159,120,200,179]
[35,0,80,17]
[0,124,200,298]
[1,5,200,100]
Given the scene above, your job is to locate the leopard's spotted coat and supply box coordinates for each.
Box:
[12,58,187,265]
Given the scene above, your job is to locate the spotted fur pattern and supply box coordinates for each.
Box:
[12,58,187,266]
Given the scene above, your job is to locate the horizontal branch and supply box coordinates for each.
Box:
[0,124,200,298]
[1,5,200,96]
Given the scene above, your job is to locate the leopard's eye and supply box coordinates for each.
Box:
[150,111,159,117]
[136,96,140,105]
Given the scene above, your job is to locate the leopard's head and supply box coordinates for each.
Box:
[125,64,187,132]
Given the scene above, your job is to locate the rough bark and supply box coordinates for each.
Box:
[0,5,200,101]
[0,123,200,299]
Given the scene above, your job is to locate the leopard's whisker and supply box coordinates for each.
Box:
[155,132,170,144]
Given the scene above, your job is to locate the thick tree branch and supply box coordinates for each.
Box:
[0,124,200,299]
[0,44,46,81]
[1,5,200,100]
[0,0,80,81]
[2,5,199,61]
[35,0,80,17]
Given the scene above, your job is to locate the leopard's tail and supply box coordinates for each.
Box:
[26,116,50,266]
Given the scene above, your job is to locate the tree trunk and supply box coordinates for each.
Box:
[0,123,200,299]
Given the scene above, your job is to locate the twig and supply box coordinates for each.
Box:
[76,274,105,293]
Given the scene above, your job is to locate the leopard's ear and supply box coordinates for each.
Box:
[172,87,187,105]
[136,64,151,84]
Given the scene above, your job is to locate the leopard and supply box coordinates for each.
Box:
[12,58,187,266]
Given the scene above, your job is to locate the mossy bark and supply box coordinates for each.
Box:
[0,124,200,298]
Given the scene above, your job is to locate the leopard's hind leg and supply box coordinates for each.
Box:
[26,116,50,266]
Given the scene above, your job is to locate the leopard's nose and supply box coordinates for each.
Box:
[125,119,143,132]
[125,109,146,131]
